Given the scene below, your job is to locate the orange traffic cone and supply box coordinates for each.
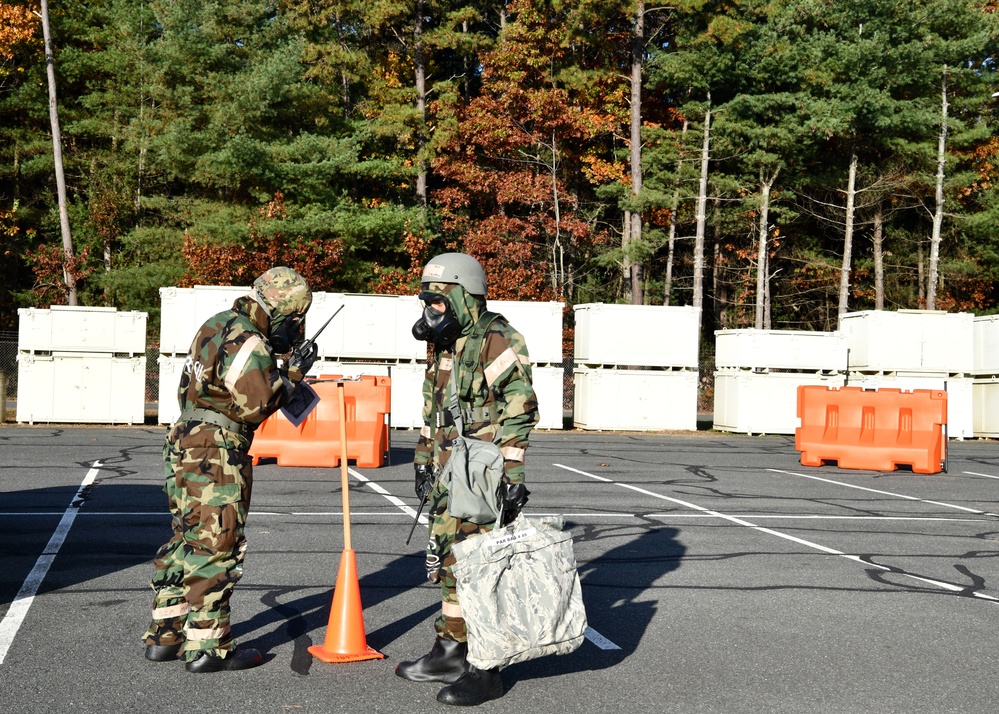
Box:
[309,382,385,664]
[308,548,385,663]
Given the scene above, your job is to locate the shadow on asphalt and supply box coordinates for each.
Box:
[0,484,167,606]
[503,524,685,689]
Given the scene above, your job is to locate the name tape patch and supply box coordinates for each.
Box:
[486,527,539,548]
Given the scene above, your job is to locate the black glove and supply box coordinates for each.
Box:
[500,482,530,526]
[288,342,318,379]
[415,463,434,500]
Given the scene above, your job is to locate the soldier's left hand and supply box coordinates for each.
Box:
[287,342,318,382]
[500,482,529,526]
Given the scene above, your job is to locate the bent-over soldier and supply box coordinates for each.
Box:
[142,267,317,673]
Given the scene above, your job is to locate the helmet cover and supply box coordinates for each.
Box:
[253,266,312,318]
[420,253,487,297]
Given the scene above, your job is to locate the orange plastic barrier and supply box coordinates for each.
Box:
[250,375,391,468]
[795,386,947,474]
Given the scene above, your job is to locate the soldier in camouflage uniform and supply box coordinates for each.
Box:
[396,253,539,706]
[142,267,317,673]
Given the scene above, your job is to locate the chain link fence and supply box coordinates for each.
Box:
[0,331,16,422]
[145,347,161,422]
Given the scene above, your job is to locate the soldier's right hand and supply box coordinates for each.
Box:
[414,463,434,500]
[288,342,319,375]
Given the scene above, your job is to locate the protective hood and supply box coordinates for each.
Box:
[424,282,484,337]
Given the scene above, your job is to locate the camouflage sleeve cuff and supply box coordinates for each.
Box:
[414,440,433,466]
[502,463,525,484]
[285,364,306,384]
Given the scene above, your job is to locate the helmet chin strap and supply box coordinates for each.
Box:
[251,291,273,317]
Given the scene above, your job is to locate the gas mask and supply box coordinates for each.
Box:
[412,298,462,347]
[270,314,305,354]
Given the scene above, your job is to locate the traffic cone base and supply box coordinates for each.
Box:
[309,549,385,663]
[307,644,384,664]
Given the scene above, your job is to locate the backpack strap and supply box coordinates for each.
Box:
[448,310,503,428]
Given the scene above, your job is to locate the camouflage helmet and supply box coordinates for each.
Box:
[420,253,487,296]
[253,266,312,317]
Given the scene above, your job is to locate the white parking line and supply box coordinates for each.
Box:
[585,626,621,650]
[768,468,999,517]
[348,467,425,523]
[2,512,986,523]
[554,463,999,605]
[343,467,622,650]
[0,461,102,665]
[964,471,999,480]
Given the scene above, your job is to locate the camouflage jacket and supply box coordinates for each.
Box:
[176,295,298,439]
[414,313,539,484]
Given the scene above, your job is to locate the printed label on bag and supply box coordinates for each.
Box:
[486,527,538,548]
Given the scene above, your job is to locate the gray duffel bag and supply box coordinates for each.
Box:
[452,515,587,669]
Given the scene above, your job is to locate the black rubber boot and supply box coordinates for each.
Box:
[144,643,182,662]
[185,648,263,673]
[436,665,504,706]
[395,637,469,684]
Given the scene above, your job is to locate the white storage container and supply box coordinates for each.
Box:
[381,363,565,430]
[713,371,845,435]
[846,372,973,440]
[159,286,249,354]
[973,378,999,437]
[17,352,145,424]
[310,293,427,361]
[388,362,427,429]
[840,310,973,374]
[531,365,566,430]
[573,368,697,431]
[19,306,147,354]
[490,301,564,365]
[157,354,186,424]
[714,329,847,372]
[973,315,999,376]
[158,287,196,353]
[308,360,391,379]
[574,303,699,368]
[159,357,403,426]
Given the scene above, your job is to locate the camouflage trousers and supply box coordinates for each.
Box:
[425,481,495,643]
[142,422,253,660]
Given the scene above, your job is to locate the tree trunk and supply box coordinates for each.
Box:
[754,168,778,329]
[414,0,428,207]
[873,202,884,310]
[712,196,726,329]
[918,241,926,307]
[693,93,711,328]
[462,20,471,104]
[837,152,858,321]
[664,117,688,308]
[622,210,632,299]
[927,66,948,311]
[40,0,77,306]
[627,0,644,305]
[764,274,772,329]
[712,239,722,326]
[550,131,563,297]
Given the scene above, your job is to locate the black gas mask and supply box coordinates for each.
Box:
[270,313,305,354]
[412,295,462,347]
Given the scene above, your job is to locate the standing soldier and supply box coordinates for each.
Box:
[141,267,318,673]
[396,253,539,705]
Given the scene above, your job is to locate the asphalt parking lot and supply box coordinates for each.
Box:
[1,425,998,713]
